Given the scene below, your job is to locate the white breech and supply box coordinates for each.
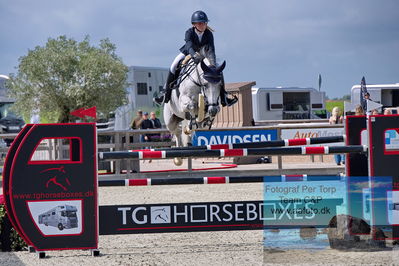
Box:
[170,53,186,74]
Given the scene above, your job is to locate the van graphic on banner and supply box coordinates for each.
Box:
[30,201,82,235]
[192,129,278,146]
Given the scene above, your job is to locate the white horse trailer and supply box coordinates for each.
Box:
[350,83,399,112]
[252,87,326,121]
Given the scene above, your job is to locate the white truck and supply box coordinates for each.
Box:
[350,83,399,113]
[38,205,78,230]
[252,87,326,121]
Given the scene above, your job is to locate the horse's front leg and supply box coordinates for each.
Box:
[180,94,199,132]
[164,103,184,166]
[173,129,184,166]
[180,95,197,116]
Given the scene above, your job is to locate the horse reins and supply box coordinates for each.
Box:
[191,61,220,110]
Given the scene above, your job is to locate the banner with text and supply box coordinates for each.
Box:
[263,176,346,227]
[192,129,278,146]
[99,201,266,234]
[281,127,345,146]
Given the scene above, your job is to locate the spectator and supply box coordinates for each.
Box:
[384,109,392,115]
[329,107,344,165]
[355,105,364,116]
[130,110,143,129]
[140,112,153,142]
[363,92,380,115]
[149,112,162,142]
[362,92,371,113]
[329,107,343,124]
[371,109,379,115]
[150,112,162,129]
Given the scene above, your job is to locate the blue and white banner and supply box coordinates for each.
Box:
[192,129,278,146]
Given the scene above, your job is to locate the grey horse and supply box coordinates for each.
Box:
[163,55,226,165]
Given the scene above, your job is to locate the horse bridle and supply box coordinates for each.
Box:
[191,62,220,112]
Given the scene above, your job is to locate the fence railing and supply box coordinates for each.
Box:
[0,123,344,177]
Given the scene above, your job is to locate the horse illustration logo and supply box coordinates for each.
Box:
[150,206,171,224]
[41,166,71,191]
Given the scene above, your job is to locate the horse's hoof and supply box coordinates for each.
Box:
[174,158,183,166]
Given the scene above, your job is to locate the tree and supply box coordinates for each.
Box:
[8,35,128,122]
[342,94,351,101]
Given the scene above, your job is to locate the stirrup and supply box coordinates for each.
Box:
[154,95,165,105]
[226,95,238,107]
[221,95,238,107]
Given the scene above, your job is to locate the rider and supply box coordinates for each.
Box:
[154,10,237,107]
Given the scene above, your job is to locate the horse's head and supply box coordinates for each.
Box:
[198,59,226,117]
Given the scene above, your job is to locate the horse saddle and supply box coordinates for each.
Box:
[171,57,196,96]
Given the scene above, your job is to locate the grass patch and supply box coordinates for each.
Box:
[326,100,344,113]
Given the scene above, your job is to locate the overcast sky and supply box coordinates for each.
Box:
[1,0,398,98]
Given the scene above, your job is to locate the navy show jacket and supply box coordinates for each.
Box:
[179,27,216,63]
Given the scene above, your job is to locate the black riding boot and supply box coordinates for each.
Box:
[220,75,238,107]
[154,71,175,105]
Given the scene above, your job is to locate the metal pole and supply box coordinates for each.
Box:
[277,128,282,170]
[188,157,193,173]
[115,132,121,174]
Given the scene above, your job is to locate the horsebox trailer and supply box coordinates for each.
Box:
[252,87,326,121]
[350,83,399,112]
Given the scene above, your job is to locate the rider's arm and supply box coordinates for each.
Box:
[184,28,197,57]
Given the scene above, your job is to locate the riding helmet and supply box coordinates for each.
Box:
[191,10,209,23]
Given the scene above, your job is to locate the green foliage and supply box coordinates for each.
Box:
[342,94,351,101]
[330,94,351,101]
[326,100,344,113]
[7,35,129,122]
[0,205,27,251]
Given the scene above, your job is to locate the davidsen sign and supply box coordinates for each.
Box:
[192,129,278,146]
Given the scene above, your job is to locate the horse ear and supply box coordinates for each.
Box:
[200,59,212,73]
[216,61,226,73]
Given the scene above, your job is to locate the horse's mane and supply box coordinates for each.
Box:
[199,46,216,66]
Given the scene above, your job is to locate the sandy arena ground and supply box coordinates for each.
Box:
[1,156,398,265]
